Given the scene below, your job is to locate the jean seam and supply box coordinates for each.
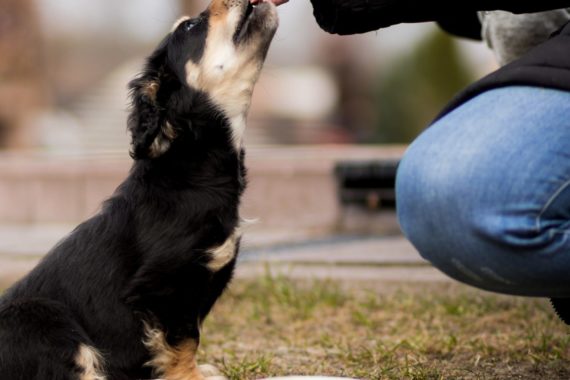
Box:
[546,231,570,256]
[537,178,570,234]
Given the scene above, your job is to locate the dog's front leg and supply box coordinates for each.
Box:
[144,325,227,380]
[144,327,202,380]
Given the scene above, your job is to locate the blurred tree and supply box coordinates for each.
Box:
[370,29,474,144]
[0,0,49,149]
[320,38,375,144]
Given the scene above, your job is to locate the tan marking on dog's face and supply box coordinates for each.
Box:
[144,325,204,380]
[209,0,236,20]
[172,16,192,32]
[207,229,241,271]
[183,0,278,149]
[76,344,106,380]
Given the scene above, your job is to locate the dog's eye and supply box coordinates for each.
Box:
[184,20,199,31]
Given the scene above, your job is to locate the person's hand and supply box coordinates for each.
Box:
[250,0,289,6]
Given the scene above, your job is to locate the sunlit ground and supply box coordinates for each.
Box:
[201,273,570,380]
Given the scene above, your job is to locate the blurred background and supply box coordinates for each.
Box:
[0,0,499,283]
[1,0,498,151]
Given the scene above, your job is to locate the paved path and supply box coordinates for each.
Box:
[0,225,451,287]
[238,235,449,283]
[241,235,427,266]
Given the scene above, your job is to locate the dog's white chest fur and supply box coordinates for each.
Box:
[206,230,241,271]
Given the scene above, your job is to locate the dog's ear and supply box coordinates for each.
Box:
[128,40,177,160]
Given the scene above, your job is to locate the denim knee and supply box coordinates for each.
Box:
[395,139,526,293]
[395,140,522,261]
[395,87,570,296]
[395,137,475,267]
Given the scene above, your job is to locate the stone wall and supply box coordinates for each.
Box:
[0,146,404,234]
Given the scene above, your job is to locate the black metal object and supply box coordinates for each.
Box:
[335,160,400,210]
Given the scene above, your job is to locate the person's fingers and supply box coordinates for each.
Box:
[250,0,289,6]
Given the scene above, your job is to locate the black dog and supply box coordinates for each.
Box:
[0,1,278,379]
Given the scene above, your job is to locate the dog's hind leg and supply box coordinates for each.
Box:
[0,298,106,380]
[75,344,106,380]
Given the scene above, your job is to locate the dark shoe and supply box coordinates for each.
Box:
[550,298,570,325]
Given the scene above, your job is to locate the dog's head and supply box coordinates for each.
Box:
[128,0,278,159]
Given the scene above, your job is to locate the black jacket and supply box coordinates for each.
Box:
[309,0,570,37]
[437,21,570,119]
[310,0,570,117]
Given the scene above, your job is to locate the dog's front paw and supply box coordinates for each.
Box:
[198,364,228,380]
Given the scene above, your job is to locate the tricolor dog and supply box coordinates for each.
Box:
[0,0,278,379]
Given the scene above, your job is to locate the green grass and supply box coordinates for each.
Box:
[199,273,570,380]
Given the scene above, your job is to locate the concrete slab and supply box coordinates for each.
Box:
[0,225,446,289]
[235,263,450,283]
[0,257,39,288]
[241,235,425,266]
[0,224,72,256]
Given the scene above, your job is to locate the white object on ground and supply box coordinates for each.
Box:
[259,377,360,380]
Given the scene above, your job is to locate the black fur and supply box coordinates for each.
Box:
[0,10,246,380]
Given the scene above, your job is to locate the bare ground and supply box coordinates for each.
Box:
[199,274,570,380]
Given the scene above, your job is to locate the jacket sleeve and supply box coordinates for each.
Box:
[437,12,483,40]
[310,0,570,36]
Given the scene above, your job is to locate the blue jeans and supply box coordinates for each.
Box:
[396,86,570,297]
